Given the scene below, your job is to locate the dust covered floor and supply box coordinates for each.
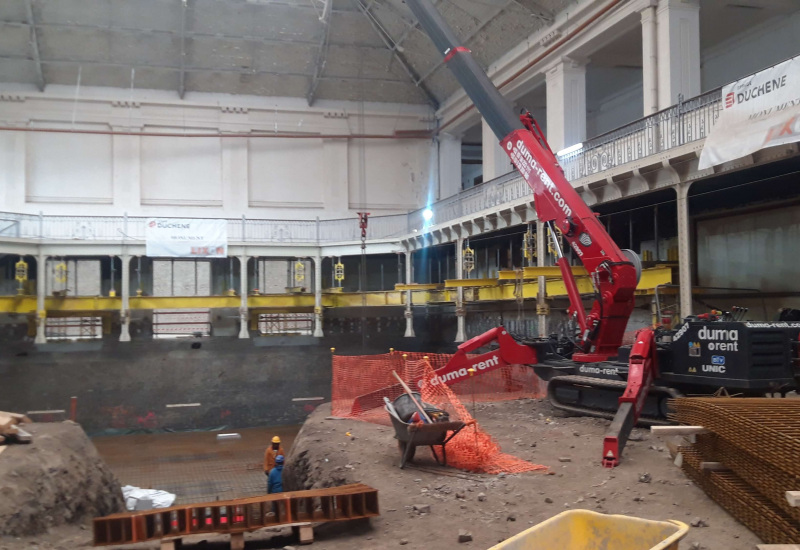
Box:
[93,425,301,505]
[1,401,764,549]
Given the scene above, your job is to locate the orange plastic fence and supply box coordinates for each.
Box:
[331,351,548,474]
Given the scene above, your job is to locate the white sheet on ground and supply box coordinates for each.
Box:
[122,485,176,511]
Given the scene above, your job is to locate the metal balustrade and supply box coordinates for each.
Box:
[0,90,723,247]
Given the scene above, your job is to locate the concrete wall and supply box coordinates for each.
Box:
[696,204,800,294]
[0,86,434,220]
[701,11,800,92]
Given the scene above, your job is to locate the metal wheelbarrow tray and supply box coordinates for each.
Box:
[385,398,469,468]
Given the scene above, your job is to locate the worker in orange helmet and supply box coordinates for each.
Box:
[264,435,286,484]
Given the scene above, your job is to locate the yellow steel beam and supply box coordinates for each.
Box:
[0,266,672,314]
[498,266,589,279]
[444,278,499,288]
[394,283,440,291]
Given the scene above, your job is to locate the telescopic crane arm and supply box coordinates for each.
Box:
[405,0,639,362]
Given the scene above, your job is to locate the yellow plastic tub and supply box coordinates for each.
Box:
[489,510,689,550]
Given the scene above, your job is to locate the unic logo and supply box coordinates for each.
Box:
[725,92,735,109]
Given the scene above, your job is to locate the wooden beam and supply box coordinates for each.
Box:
[756,545,800,550]
[651,425,707,436]
[786,491,800,508]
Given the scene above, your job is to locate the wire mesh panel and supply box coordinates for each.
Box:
[45,316,102,340]
[257,313,313,336]
[152,309,211,339]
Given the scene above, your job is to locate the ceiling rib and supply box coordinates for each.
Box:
[178,0,188,99]
[415,0,519,87]
[0,55,411,85]
[306,0,333,106]
[511,0,554,22]
[353,0,439,108]
[23,0,45,91]
[0,21,389,52]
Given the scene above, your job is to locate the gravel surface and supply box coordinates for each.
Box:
[0,400,763,549]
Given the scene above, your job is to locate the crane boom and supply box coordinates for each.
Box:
[405,0,639,361]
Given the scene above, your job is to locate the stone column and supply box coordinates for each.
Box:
[238,255,250,339]
[404,248,415,338]
[481,117,512,181]
[546,58,587,152]
[438,132,462,199]
[120,253,131,342]
[676,183,692,318]
[313,255,324,337]
[455,237,467,343]
[641,2,659,116]
[35,251,47,344]
[656,0,700,109]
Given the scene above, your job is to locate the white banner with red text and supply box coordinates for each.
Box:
[699,55,800,170]
[145,218,228,258]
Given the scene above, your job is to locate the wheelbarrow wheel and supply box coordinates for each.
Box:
[398,440,416,463]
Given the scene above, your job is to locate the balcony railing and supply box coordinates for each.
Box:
[0,89,723,246]
[559,89,722,180]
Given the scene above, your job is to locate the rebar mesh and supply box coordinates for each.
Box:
[693,433,800,523]
[679,446,800,544]
[669,398,800,476]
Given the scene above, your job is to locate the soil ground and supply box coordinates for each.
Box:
[0,400,764,549]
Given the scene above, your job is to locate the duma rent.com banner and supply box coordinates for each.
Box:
[699,54,800,170]
[145,218,228,258]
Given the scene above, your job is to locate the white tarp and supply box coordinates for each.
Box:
[122,485,176,510]
[145,218,227,258]
[699,55,800,170]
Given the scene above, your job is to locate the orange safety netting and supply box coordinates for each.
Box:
[331,352,548,474]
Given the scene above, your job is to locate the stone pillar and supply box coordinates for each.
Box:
[404,249,415,338]
[35,251,47,344]
[546,58,587,152]
[313,255,324,337]
[482,117,512,181]
[536,220,548,338]
[438,132,462,199]
[641,3,659,116]
[120,253,131,342]
[238,255,250,339]
[455,237,467,343]
[656,0,700,109]
[676,183,692,318]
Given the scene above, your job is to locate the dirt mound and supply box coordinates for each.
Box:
[283,403,356,492]
[0,421,124,536]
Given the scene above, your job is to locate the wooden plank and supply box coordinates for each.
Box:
[700,462,728,471]
[0,411,32,424]
[665,439,680,459]
[296,524,313,545]
[786,491,800,508]
[756,545,800,549]
[651,425,708,436]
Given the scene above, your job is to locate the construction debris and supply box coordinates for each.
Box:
[668,398,800,544]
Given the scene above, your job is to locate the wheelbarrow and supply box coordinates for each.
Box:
[488,510,689,550]
[384,394,471,469]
